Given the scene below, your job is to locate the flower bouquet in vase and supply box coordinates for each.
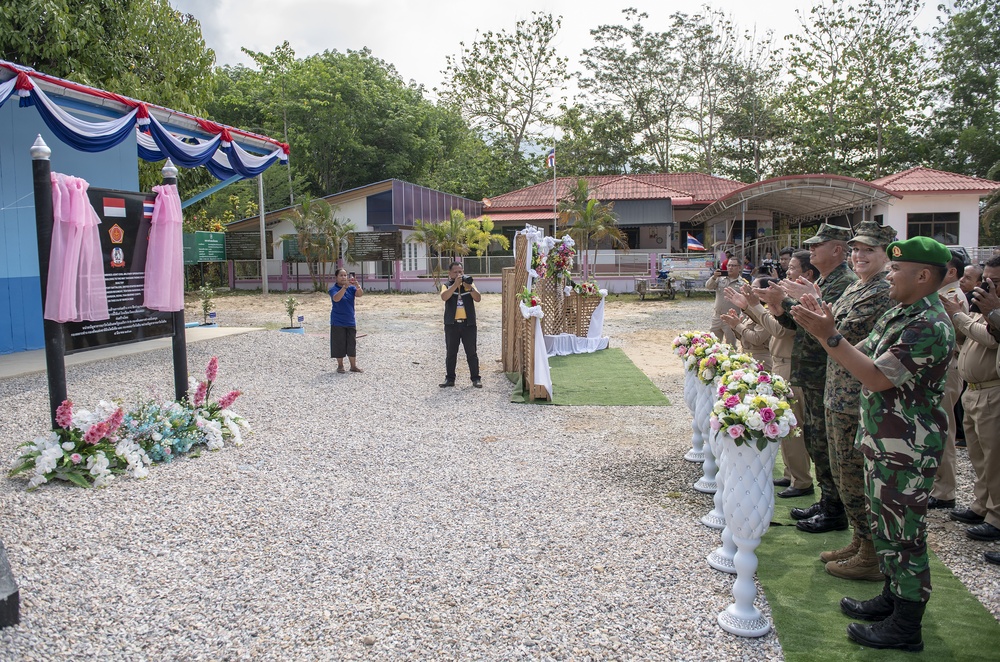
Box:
[710,368,798,637]
[696,351,761,526]
[671,332,719,463]
[689,342,739,493]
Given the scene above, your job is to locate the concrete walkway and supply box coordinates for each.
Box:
[0,327,264,380]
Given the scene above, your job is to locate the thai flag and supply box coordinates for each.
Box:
[103,197,126,218]
[143,200,154,220]
[686,233,706,251]
[546,148,555,168]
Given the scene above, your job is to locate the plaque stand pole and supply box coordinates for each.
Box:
[31,136,67,428]
[162,161,190,402]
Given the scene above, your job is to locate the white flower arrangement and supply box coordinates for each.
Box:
[710,369,799,449]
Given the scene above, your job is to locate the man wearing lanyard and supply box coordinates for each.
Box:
[440,262,483,388]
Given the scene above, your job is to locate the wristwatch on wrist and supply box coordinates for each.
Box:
[827,333,844,347]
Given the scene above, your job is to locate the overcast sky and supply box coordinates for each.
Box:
[170,0,944,97]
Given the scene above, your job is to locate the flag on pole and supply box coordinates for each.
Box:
[545,148,555,168]
[686,233,706,251]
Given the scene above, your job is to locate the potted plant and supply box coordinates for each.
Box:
[280,295,305,334]
[186,285,218,328]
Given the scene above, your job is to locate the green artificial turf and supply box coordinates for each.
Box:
[758,457,1000,660]
[510,348,670,406]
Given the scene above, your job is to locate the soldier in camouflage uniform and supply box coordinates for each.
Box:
[756,222,858,533]
[821,222,896,581]
[790,236,956,652]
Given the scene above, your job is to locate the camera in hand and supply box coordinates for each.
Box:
[462,275,474,284]
[971,280,992,313]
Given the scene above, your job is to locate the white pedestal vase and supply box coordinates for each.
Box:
[717,437,780,637]
[693,382,718,494]
[683,369,705,463]
[707,431,736,568]
[701,427,727,531]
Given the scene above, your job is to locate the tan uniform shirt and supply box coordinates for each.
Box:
[705,275,747,316]
[733,316,773,370]
[954,311,1000,385]
[746,302,793,380]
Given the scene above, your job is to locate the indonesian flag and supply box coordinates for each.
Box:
[686,233,706,251]
[103,197,126,218]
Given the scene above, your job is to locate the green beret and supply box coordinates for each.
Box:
[804,222,853,244]
[849,221,897,247]
[886,236,951,267]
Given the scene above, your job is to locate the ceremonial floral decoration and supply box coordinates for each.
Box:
[518,286,540,308]
[682,339,735,372]
[697,351,760,385]
[710,369,798,450]
[546,235,576,281]
[671,332,718,365]
[9,357,250,490]
[565,279,603,297]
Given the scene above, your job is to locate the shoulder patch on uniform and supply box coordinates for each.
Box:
[901,327,920,345]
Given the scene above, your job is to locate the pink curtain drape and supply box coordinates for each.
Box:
[44,173,109,323]
[143,184,184,311]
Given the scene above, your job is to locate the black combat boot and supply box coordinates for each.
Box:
[847,596,925,652]
[790,500,822,521]
[841,576,893,621]
[796,496,848,533]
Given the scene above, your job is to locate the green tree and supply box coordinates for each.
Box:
[557,179,627,277]
[407,218,448,285]
[925,0,1000,178]
[551,104,641,176]
[281,195,342,291]
[439,12,569,191]
[715,30,786,182]
[465,216,510,258]
[781,0,926,178]
[580,9,691,171]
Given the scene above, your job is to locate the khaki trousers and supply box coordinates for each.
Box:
[930,359,962,500]
[963,384,1000,528]
[780,384,813,489]
[710,316,737,346]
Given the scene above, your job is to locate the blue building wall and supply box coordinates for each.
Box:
[0,101,139,355]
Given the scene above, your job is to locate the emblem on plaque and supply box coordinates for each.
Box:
[109,224,125,244]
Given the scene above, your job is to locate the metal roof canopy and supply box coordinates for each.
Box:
[688,174,902,226]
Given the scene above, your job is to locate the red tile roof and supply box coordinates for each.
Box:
[485,173,746,209]
[871,166,1000,194]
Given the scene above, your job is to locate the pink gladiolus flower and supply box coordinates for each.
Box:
[193,381,208,407]
[70,453,83,464]
[764,422,781,438]
[218,390,242,410]
[56,400,74,429]
[84,422,107,445]
[728,424,745,439]
[105,408,124,436]
[760,407,776,423]
[206,357,219,382]
[724,395,740,408]
[757,373,771,383]
[710,416,721,431]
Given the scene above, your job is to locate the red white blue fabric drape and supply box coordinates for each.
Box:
[0,64,288,180]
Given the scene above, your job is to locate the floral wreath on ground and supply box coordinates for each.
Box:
[710,369,798,449]
[9,357,250,490]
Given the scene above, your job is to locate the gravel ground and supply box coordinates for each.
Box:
[0,292,996,660]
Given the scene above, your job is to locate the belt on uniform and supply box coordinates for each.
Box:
[968,379,1000,391]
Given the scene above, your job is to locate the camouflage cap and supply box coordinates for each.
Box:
[848,221,897,247]
[803,222,853,245]
[886,236,951,267]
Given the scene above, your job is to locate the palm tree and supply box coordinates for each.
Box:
[558,178,628,278]
[439,209,473,260]
[282,195,336,291]
[408,218,448,286]
[465,215,510,274]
